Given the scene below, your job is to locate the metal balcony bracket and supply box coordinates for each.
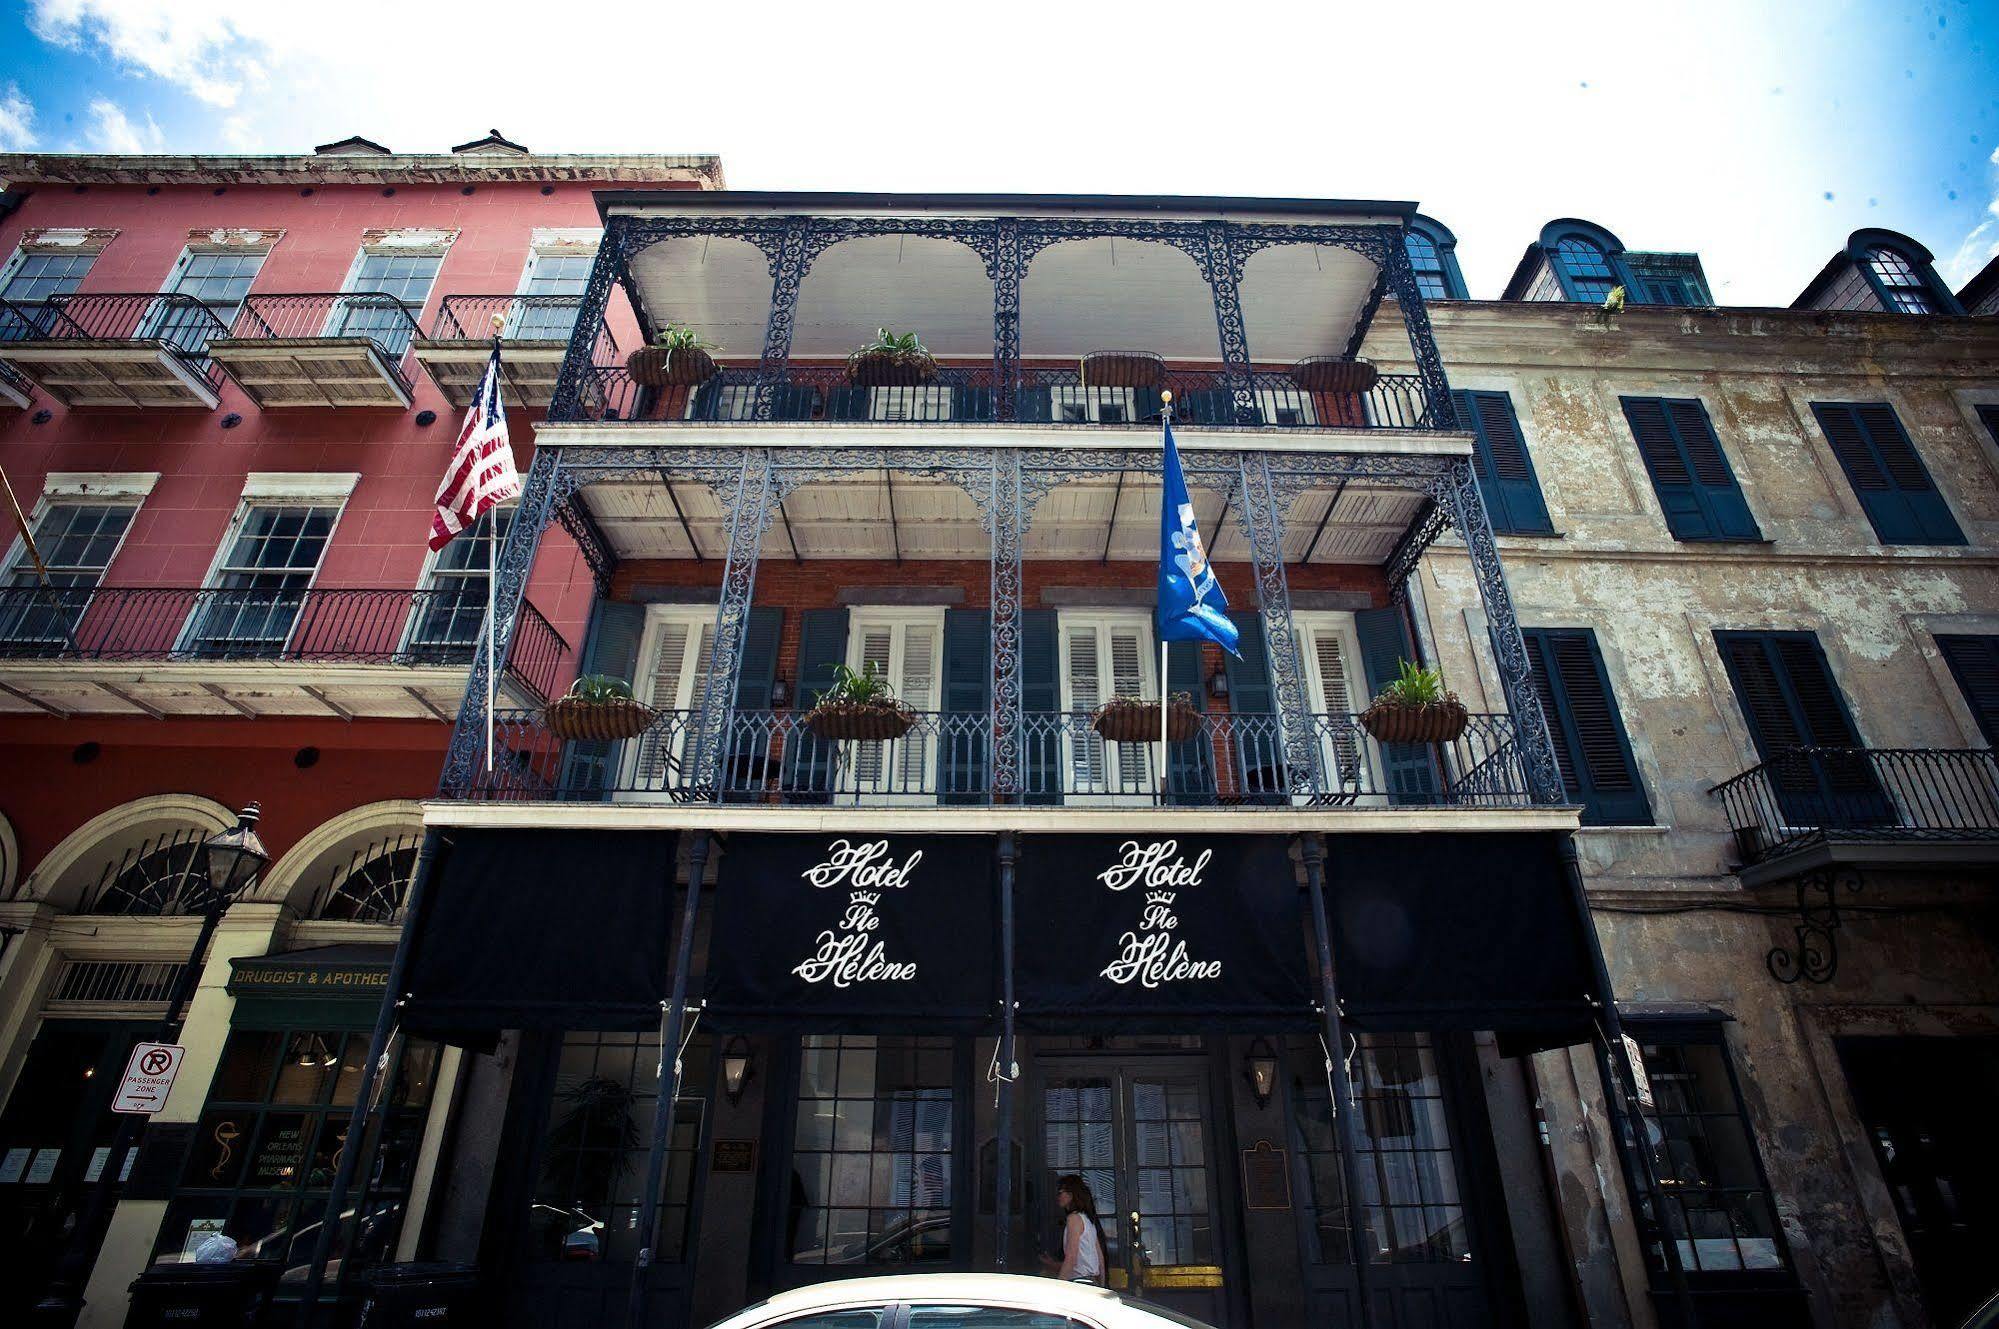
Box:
[554,492,617,596]
[1767,868,1862,984]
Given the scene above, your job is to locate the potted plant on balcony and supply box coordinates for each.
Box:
[1358,659,1468,744]
[1091,692,1203,744]
[1081,350,1166,390]
[545,673,657,742]
[803,662,917,741]
[627,325,720,388]
[846,327,937,387]
[1289,357,1380,394]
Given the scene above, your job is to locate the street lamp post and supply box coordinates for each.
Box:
[32,802,271,1329]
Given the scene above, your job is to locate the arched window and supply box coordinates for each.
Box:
[1403,217,1466,300]
[1553,236,1620,303]
[313,833,421,923]
[1864,244,1936,314]
[87,828,223,916]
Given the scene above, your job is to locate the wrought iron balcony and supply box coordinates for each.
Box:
[0,358,33,408]
[210,293,423,406]
[565,363,1438,431]
[0,293,229,407]
[0,584,567,706]
[1711,746,1999,868]
[451,705,1535,809]
[417,295,621,408]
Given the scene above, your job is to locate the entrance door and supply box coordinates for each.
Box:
[1838,1036,1999,1326]
[1033,1057,1228,1326]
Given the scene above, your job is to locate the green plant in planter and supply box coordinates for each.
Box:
[567,673,634,703]
[856,327,929,359]
[822,661,899,706]
[1374,659,1449,707]
[847,326,937,385]
[652,323,719,355]
[1360,659,1467,744]
[805,661,915,741]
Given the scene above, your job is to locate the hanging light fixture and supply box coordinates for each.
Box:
[1243,1037,1279,1108]
[722,1036,755,1105]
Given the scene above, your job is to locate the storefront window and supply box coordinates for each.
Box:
[788,1035,954,1266]
[1289,1033,1471,1265]
[154,1028,438,1282]
[526,1031,708,1265]
[1632,1025,1788,1275]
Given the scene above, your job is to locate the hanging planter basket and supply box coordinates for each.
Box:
[1290,357,1380,394]
[804,701,917,742]
[544,695,658,743]
[1358,699,1468,745]
[1081,350,1166,390]
[846,347,937,387]
[1092,695,1203,744]
[627,344,718,389]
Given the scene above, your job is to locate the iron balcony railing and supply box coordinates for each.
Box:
[229,292,425,396]
[561,363,1441,431]
[429,294,621,360]
[0,292,231,392]
[455,706,1533,808]
[1710,746,1999,865]
[0,584,568,705]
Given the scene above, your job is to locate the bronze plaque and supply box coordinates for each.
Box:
[712,1139,757,1174]
[1241,1139,1291,1211]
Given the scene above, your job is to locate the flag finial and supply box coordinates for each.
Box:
[490,312,506,332]
[1161,388,1173,404]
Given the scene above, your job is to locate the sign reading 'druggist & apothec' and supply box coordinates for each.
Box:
[1016,834,1313,1032]
[705,835,996,1032]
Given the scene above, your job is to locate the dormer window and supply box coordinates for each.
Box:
[1402,216,1468,300]
[1792,229,1962,315]
[1552,236,1619,303]
[1863,244,1935,314]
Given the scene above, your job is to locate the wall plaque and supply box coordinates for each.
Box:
[1241,1139,1291,1211]
[711,1139,757,1174]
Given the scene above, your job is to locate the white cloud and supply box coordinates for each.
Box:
[0,83,33,150]
[30,1,251,107]
[86,98,162,154]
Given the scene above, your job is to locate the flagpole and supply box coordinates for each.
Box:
[1159,388,1174,802]
[485,319,503,773]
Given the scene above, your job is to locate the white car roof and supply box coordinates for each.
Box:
[711,1274,1133,1327]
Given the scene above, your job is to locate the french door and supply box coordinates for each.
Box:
[1296,612,1376,801]
[840,613,941,800]
[631,609,714,792]
[1059,614,1157,801]
[1032,1057,1229,1326]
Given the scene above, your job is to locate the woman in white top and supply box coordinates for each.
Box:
[1041,1173,1108,1284]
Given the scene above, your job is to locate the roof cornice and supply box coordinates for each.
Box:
[0,151,724,189]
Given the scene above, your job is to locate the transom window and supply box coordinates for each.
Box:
[1864,246,1935,314]
[1553,237,1619,303]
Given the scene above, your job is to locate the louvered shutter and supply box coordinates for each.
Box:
[941,609,990,802]
[1165,638,1215,803]
[723,607,782,799]
[1715,631,1887,826]
[1622,397,1760,542]
[1019,609,1061,803]
[1064,622,1108,793]
[1936,634,1999,745]
[951,385,994,422]
[1108,623,1154,791]
[1354,606,1438,804]
[1521,628,1651,825]
[1811,402,1965,545]
[634,619,710,788]
[1224,610,1284,801]
[895,622,939,790]
[785,608,849,796]
[1307,624,1363,795]
[1454,390,1552,535]
[559,600,646,794]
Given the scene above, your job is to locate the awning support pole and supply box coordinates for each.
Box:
[1557,835,1700,1329]
[297,825,445,1327]
[1297,833,1379,1329]
[626,829,713,1329]
[994,830,1019,1269]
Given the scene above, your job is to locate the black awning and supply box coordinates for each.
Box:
[402,829,680,1040]
[1014,835,1316,1033]
[703,834,997,1033]
[1323,831,1598,1054]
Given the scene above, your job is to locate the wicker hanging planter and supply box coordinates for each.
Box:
[804,700,917,742]
[544,695,657,743]
[846,347,937,387]
[627,344,718,389]
[1358,698,1469,745]
[1290,357,1380,394]
[1092,695,1203,744]
[1081,350,1166,390]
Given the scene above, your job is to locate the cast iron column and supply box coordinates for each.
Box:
[547,218,625,423]
[753,220,812,422]
[987,453,1027,800]
[1238,452,1321,798]
[1379,235,1458,432]
[688,451,781,795]
[1200,222,1259,425]
[989,219,1023,422]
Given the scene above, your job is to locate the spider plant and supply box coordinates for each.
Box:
[821,661,900,707]
[566,673,635,704]
[1373,659,1452,707]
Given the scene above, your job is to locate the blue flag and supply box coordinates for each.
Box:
[1157,418,1240,656]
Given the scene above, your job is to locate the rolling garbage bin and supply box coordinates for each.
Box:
[356,1262,482,1329]
[125,1260,281,1329]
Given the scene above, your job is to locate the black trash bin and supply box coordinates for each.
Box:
[355,1262,482,1329]
[126,1260,282,1329]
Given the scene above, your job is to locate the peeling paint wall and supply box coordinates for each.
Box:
[1365,303,1999,1328]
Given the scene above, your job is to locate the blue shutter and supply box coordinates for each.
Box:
[950,385,994,422]
[770,383,819,421]
[1811,402,1965,545]
[1353,606,1438,804]
[1020,609,1061,804]
[784,608,849,797]
[723,607,782,800]
[688,377,723,421]
[1454,390,1552,536]
[1622,397,1760,542]
[941,608,990,803]
[560,600,646,795]
[1521,628,1651,825]
[1014,385,1053,423]
[825,385,869,421]
[1936,634,1999,746]
[1165,639,1216,804]
[1714,631,1888,827]
[1224,610,1284,803]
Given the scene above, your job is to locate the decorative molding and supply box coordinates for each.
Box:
[40,472,160,500]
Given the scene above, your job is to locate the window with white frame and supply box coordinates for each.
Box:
[407,508,513,655]
[184,504,340,656]
[512,251,593,340]
[142,249,267,349]
[0,249,97,340]
[334,250,443,354]
[1296,613,1372,796]
[1059,612,1156,796]
[0,502,138,646]
[633,607,716,788]
[844,610,941,796]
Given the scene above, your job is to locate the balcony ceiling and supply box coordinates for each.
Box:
[579,472,1425,566]
[627,235,1381,363]
[0,661,524,722]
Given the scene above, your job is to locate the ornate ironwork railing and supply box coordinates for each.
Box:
[228,292,425,395]
[452,706,1532,808]
[1710,746,1999,865]
[559,362,1440,432]
[0,292,231,391]
[428,295,620,360]
[0,585,568,705]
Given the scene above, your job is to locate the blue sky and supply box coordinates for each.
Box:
[0,0,1993,305]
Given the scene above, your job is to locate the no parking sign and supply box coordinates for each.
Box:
[110,1042,184,1115]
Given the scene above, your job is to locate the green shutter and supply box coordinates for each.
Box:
[1622,397,1760,542]
[1353,606,1438,804]
[561,600,646,794]
[1811,402,1965,545]
[723,607,782,799]
[1165,638,1215,803]
[1714,631,1888,826]
[942,608,991,802]
[1521,628,1651,825]
[1020,609,1061,804]
[784,608,849,796]
[1223,610,1284,803]
[1936,634,1999,745]
[1454,390,1553,535]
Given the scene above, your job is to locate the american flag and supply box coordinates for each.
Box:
[429,344,520,551]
